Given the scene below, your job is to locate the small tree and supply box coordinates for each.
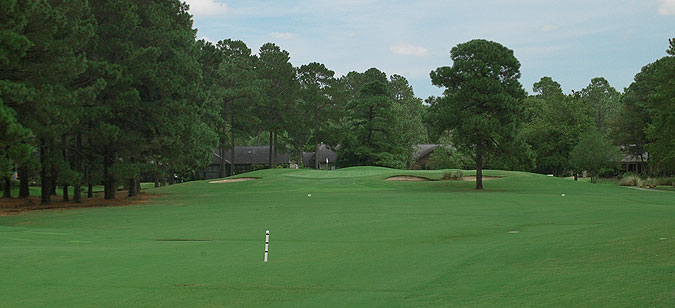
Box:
[569,130,622,183]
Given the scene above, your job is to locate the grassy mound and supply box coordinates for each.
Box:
[1,167,673,307]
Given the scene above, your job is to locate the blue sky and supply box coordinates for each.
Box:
[184,0,675,99]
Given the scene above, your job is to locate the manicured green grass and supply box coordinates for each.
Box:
[1,167,673,307]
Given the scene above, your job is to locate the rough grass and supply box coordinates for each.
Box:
[620,175,641,186]
[1,167,673,307]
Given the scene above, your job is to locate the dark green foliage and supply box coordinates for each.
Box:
[615,44,675,175]
[522,77,592,176]
[426,144,474,170]
[2,0,221,203]
[296,62,340,168]
[256,43,298,167]
[579,77,621,134]
[643,56,675,174]
[389,74,428,165]
[569,130,622,183]
[337,68,419,169]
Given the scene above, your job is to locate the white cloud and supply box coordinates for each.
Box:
[540,24,560,32]
[271,32,295,40]
[391,43,428,57]
[184,0,229,17]
[659,0,675,15]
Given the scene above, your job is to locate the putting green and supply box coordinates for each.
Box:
[1,167,673,307]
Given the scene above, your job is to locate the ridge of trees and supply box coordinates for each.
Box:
[1,1,673,198]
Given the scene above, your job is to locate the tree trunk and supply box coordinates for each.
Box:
[268,131,273,168]
[475,138,484,190]
[168,169,175,185]
[315,134,320,169]
[104,146,115,200]
[160,171,166,187]
[136,178,141,194]
[50,164,57,195]
[219,146,226,178]
[154,176,159,188]
[40,139,51,205]
[73,132,82,202]
[18,165,30,198]
[273,131,278,168]
[229,117,235,176]
[2,177,10,198]
[86,137,93,198]
[221,100,228,178]
[3,153,11,198]
[62,134,68,202]
[128,178,137,197]
[298,145,303,169]
[62,184,69,202]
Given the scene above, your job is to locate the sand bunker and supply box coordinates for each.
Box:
[460,176,500,181]
[386,176,433,182]
[386,175,501,182]
[208,177,259,183]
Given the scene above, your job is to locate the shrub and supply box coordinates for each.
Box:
[640,178,658,188]
[618,172,636,180]
[428,146,463,170]
[655,177,674,186]
[619,175,640,186]
[599,167,616,178]
[442,169,464,180]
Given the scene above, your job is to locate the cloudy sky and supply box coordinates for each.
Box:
[184,0,675,99]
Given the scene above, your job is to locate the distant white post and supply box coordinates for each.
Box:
[264,230,270,262]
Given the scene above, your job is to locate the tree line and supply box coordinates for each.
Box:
[0,0,428,203]
[1,1,673,197]
[425,38,675,186]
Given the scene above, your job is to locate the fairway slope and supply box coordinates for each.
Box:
[1,167,673,307]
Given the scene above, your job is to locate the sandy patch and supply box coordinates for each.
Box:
[460,176,500,181]
[625,186,663,192]
[208,177,259,184]
[386,176,432,182]
[0,192,158,216]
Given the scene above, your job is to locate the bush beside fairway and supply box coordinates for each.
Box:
[1,167,673,307]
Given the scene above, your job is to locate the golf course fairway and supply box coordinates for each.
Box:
[1,167,673,307]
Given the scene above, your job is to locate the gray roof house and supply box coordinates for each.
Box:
[202,146,291,179]
[303,144,337,169]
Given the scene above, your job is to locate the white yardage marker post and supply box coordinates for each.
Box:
[264,230,270,262]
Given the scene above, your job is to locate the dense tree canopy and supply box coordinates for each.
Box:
[429,39,527,189]
[522,77,591,176]
[335,68,423,169]
[570,130,622,183]
[1,2,673,203]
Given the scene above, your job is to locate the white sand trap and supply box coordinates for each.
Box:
[209,177,259,183]
[460,176,500,181]
[386,176,432,182]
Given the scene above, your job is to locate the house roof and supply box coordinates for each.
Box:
[619,145,648,163]
[621,152,648,163]
[212,146,290,165]
[304,144,338,165]
[413,144,439,160]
